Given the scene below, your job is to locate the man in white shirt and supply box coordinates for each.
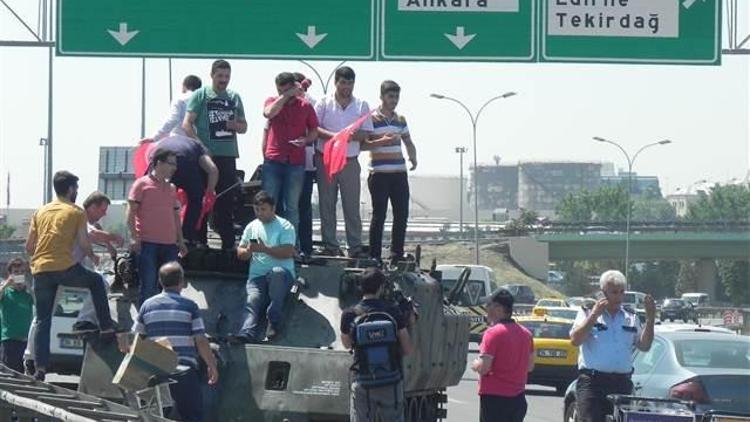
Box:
[142,75,202,144]
[314,66,373,258]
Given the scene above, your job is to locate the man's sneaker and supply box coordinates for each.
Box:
[33,370,46,382]
[24,360,35,376]
[348,249,370,259]
[320,247,344,257]
[266,326,279,340]
[227,334,253,345]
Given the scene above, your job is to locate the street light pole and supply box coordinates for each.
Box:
[455,147,467,237]
[432,92,517,265]
[593,137,672,281]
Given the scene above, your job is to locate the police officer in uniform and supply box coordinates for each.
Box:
[570,270,656,422]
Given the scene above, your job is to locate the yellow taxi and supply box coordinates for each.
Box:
[516,314,579,394]
[534,298,568,308]
[531,305,579,321]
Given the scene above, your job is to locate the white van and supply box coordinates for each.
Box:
[681,292,710,307]
[49,286,88,374]
[436,265,498,306]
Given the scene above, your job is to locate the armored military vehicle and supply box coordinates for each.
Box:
[74,179,472,421]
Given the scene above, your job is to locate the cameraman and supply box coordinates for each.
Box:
[340,268,413,422]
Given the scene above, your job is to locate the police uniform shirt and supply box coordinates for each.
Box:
[571,306,642,374]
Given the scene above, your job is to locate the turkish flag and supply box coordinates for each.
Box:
[132,142,156,177]
[322,113,372,182]
[195,190,216,230]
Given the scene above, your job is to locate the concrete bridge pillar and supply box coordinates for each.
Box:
[695,259,719,297]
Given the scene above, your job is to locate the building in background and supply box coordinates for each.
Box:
[601,170,661,197]
[517,161,602,216]
[98,147,136,201]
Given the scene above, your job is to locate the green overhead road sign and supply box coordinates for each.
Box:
[57,0,722,65]
[57,0,376,59]
[380,0,536,61]
[540,0,722,64]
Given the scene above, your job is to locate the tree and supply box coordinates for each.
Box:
[717,260,750,306]
[633,199,677,222]
[555,186,630,223]
[686,184,750,223]
[675,260,698,295]
[556,191,595,222]
[0,224,15,240]
[505,208,539,235]
[628,261,679,299]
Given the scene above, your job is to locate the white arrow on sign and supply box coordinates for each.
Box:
[296,26,328,49]
[445,26,476,50]
[107,22,139,46]
[682,0,706,9]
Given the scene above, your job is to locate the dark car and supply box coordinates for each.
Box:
[501,284,536,304]
[660,298,698,323]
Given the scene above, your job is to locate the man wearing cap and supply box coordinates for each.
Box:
[570,270,656,422]
[471,289,534,422]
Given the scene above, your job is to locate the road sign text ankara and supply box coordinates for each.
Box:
[58,0,722,65]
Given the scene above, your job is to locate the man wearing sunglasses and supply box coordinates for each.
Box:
[127,148,188,306]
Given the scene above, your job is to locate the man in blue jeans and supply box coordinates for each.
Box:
[235,191,296,343]
[25,171,114,381]
[127,148,188,306]
[261,72,319,234]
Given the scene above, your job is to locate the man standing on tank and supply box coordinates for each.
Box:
[183,59,247,252]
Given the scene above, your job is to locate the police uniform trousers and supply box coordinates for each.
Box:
[350,380,404,422]
[575,369,633,422]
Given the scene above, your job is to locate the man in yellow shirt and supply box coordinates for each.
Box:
[25,171,114,381]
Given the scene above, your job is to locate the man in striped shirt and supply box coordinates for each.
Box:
[363,81,417,261]
[132,261,218,422]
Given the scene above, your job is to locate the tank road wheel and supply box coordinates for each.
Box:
[408,396,420,422]
[418,394,437,422]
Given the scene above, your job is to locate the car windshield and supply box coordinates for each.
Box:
[546,309,579,320]
[537,299,563,307]
[673,339,750,369]
[624,293,636,303]
[53,288,88,318]
[441,279,487,306]
[663,299,685,307]
[518,321,573,340]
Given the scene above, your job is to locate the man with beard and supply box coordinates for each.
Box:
[183,59,247,251]
[25,171,114,381]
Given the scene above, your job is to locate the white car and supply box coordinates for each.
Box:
[436,264,498,306]
[48,286,88,374]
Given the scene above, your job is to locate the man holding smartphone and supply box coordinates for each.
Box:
[261,72,319,235]
[234,191,296,343]
[570,270,656,422]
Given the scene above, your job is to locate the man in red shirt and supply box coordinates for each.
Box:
[262,72,319,234]
[471,288,535,422]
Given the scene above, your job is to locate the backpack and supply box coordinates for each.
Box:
[351,306,402,389]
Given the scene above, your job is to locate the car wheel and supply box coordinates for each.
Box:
[564,399,577,422]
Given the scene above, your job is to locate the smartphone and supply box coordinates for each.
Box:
[594,291,606,301]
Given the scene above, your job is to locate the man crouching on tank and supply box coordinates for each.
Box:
[340,268,414,422]
[233,191,296,343]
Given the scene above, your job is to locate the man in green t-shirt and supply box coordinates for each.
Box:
[0,258,34,373]
[182,59,247,250]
